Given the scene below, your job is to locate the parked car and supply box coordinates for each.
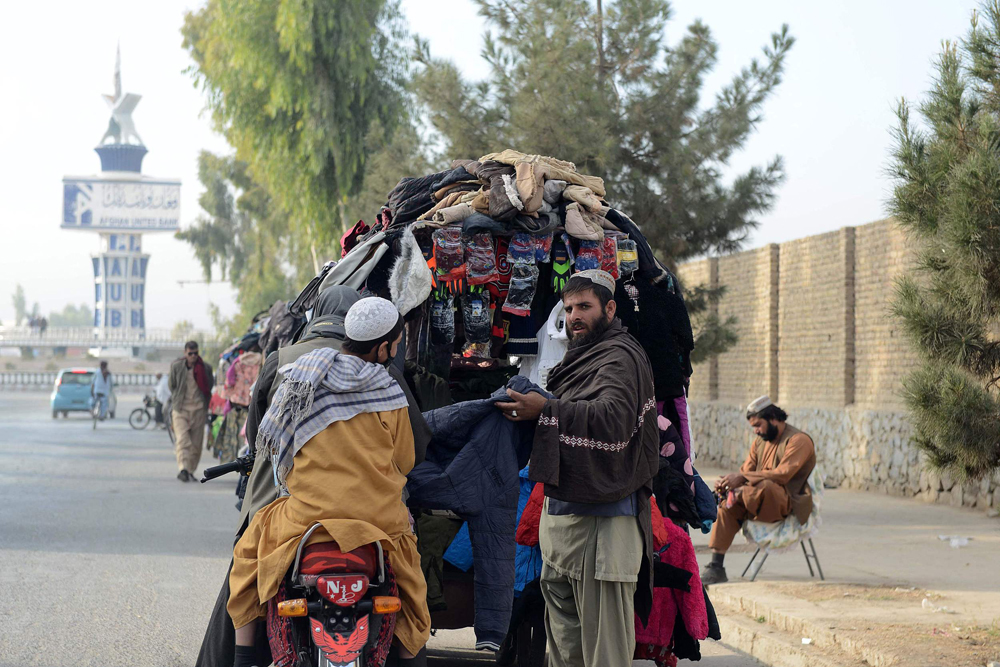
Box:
[50,368,116,419]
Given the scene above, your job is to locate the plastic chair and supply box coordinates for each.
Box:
[740,469,825,582]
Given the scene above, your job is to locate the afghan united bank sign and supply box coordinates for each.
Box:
[62,176,180,231]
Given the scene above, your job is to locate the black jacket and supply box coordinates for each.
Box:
[386,169,451,225]
[615,277,694,399]
[406,376,548,651]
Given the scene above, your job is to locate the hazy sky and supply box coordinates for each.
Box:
[0,0,981,329]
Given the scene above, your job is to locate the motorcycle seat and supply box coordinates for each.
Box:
[300,541,378,579]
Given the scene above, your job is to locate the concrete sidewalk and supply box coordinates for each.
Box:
[693,467,1000,666]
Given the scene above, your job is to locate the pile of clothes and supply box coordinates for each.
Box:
[316,149,707,653]
[208,328,266,464]
[335,150,694,408]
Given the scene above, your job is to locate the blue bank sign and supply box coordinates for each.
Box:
[62,176,180,231]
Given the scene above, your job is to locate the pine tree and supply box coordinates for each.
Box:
[414,0,791,261]
[890,1,1000,479]
[412,0,793,355]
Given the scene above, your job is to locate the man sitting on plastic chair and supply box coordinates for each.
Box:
[740,467,824,581]
[700,396,816,585]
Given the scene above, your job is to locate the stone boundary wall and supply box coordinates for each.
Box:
[678,218,997,512]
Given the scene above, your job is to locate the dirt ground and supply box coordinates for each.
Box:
[760,582,1000,666]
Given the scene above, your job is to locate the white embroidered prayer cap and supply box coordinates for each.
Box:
[344,297,401,341]
[745,395,773,418]
[570,269,616,294]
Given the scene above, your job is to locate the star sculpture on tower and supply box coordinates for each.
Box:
[99,44,144,146]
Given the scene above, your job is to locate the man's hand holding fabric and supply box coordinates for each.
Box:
[496,388,548,422]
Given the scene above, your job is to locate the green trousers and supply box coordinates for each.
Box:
[538,508,643,667]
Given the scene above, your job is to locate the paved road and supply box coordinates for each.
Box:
[0,393,757,667]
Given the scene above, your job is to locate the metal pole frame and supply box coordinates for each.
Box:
[742,538,824,582]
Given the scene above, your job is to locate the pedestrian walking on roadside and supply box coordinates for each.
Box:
[497,270,660,667]
[169,341,214,482]
[699,396,816,584]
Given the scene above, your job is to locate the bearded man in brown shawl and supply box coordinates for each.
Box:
[498,269,659,667]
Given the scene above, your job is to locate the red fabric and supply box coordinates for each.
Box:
[635,517,709,649]
[635,643,678,667]
[227,354,261,407]
[515,483,545,547]
[266,580,296,667]
[340,220,370,258]
[366,558,398,667]
[208,393,227,416]
[517,487,670,549]
[650,499,669,550]
[300,541,378,579]
[193,358,212,398]
[517,488,702,658]
[485,237,512,304]
[514,484,545,547]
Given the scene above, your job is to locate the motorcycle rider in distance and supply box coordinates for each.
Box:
[227,297,430,667]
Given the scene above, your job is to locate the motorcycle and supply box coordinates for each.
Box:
[129,394,159,429]
[202,460,402,667]
[129,395,176,444]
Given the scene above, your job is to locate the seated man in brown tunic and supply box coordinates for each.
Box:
[701,396,816,584]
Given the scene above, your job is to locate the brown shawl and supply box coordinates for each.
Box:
[529,318,659,621]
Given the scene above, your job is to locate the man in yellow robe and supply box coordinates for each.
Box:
[227,297,431,667]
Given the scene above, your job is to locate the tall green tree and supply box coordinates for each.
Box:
[413,0,793,356]
[414,0,791,261]
[182,0,410,244]
[177,151,300,333]
[11,284,26,326]
[340,119,435,228]
[178,126,432,342]
[890,1,1000,479]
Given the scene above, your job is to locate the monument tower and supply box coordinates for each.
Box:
[61,46,181,341]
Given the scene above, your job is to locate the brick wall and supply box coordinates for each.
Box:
[675,218,998,511]
[777,228,855,408]
[679,219,909,415]
[715,245,779,405]
[854,220,920,409]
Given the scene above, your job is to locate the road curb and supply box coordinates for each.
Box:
[718,615,853,667]
[712,587,897,666]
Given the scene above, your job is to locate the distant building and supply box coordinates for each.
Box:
[61,46,180,339]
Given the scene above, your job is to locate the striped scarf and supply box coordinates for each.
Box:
[255,347,409,495]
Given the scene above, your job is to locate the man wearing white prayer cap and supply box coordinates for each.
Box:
[228,296,431,667]
[700,396,816,585]
[342,295,405,366]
